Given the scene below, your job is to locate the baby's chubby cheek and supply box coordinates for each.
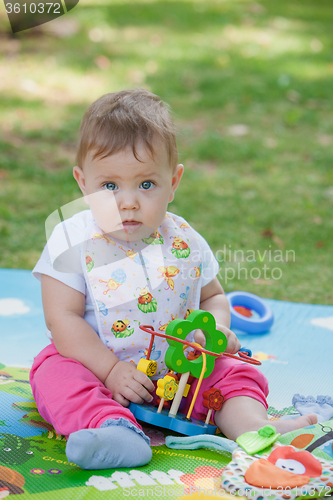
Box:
[86,191,122,233]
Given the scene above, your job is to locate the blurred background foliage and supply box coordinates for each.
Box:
[0,0,332,303]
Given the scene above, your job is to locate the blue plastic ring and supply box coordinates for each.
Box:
[227,291,274,334]
[239,347,252,357]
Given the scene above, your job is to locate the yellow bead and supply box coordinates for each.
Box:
[156,375,178,400]
[183,383,191,398]
[137,358,157,377]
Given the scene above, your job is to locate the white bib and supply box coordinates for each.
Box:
[82,213,204,378]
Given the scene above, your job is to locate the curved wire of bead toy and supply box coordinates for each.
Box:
[139,325,261,366]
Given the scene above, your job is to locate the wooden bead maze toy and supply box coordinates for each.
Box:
[129,310,261,436]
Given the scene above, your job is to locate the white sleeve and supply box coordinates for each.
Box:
[32,242,86,294]
[32,212,89,294]
[32,210,101,338]
[193,230,220,287]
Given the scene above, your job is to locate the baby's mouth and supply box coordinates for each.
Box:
[121,220,142,233]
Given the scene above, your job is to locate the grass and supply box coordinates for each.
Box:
[0,0,332,304]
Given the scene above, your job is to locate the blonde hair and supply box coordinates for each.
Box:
[76,88,178,169]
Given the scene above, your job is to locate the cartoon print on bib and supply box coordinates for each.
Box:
[171,236,190,259]
[99,268,126,295]
[119,245,149,265]
[194,263,202,278]
[157,266,180,290]
[180,286,190,306]
[136,287,158,313]
[86,254,94,272]
[96,300,108,316]
[111,319,136,339]
[142,230,164,245]
[92,232,116,246]
[158,313,178,332]
[185,308,195,319]
[138,341,162,362]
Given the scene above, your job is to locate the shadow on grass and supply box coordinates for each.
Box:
[0,0,332,301]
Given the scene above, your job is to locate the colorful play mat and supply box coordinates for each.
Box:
[1,268,333,499]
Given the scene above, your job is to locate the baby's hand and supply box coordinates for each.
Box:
[193,329,206,347]
[193,326,241,355]
[104,361,155,407]
[216,323,241,354]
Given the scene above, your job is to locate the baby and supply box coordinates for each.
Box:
[30,88,317,470]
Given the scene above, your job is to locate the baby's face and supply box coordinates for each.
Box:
[73,141,183,242]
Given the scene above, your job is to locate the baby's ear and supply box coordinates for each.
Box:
[169,163,184,202]
[73,166,90,206]
[73,166,86,195]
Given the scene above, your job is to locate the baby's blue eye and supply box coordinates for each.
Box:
[104,183,117,191]
[140,181,154,190]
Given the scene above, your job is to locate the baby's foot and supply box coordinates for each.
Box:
[66,418,152,470]
[292,394,333,423]
[273,413,318,436]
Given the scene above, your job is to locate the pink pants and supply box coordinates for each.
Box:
[30,343,268,437]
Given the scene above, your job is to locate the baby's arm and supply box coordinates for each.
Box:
[41,274,154,407]
[196,277,241,354]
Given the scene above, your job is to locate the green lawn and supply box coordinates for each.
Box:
[0,0,332,304]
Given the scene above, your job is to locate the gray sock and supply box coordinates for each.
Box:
[66,418,152,470]
[292,394,333,423]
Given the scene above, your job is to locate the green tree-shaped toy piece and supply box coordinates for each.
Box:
[164,310,227,379]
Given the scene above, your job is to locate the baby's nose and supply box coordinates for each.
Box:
[118,190,139,210]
